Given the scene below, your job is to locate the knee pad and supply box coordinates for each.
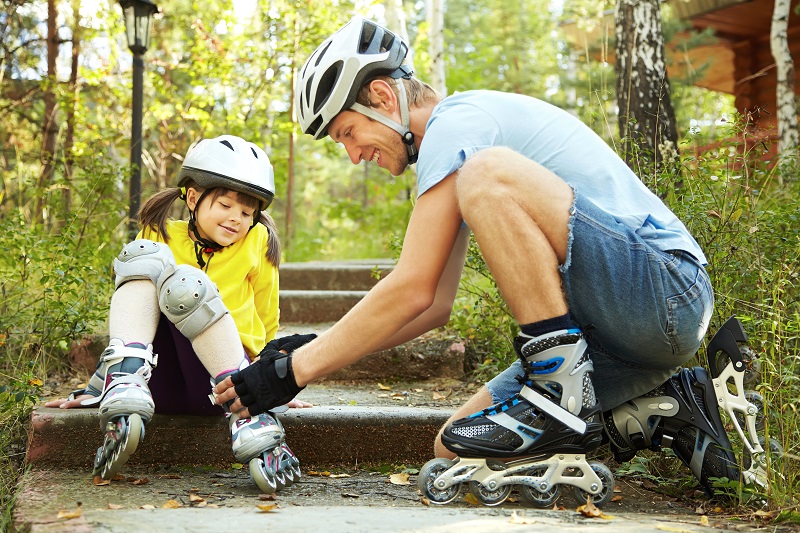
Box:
[114,240,176,289]
[157,264,228,340]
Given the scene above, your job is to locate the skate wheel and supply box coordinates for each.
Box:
[468,459,511,506]
[572,462,614,507]
[735,391,765,432]
[518,466,562,508]
[740,347,761,386]
[418,458,460,505]
[249,456,278,494]
[100,414,144,480]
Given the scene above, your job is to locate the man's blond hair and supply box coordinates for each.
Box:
[355,76,440,109]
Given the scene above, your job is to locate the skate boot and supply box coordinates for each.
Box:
[419,329,613,508]
[211,371,301,494]
[603,317,777,498]
[88,339,157,480]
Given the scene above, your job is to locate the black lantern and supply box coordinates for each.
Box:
[119,0,158,55]
[118,0,158,239]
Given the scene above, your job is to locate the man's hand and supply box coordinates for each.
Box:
[264,333,317,355]
[213,348,305,417]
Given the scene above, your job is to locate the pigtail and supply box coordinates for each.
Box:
[138,187,183,242]
[258,211,281,267]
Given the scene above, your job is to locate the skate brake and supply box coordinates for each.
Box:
[706,316,768,489]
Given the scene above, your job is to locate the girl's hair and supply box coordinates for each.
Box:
[138,181,281,266]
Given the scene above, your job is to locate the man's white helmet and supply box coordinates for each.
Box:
[177,135,275,210]
[295,16,413,140]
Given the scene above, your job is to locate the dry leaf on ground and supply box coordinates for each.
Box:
[162,499,182,509]
[256,503,278,512]
[389,473,411,485]
[56,503,82,520]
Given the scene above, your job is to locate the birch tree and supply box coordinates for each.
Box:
[427,0,446,95]
[614,0,679,181]
[770,0,798,175]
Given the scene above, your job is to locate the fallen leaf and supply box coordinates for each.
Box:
[231,463,244,470]
[611,495,623,502]
[509,510,537,524]
[329,473,351,478]
[256,503,278,512]
[259,494,277,501]
[112,474,125,481]
[162,499,182,509]
[307,470,331,477]
[413,388,423,393]
[107,503,123,510]
[187,487,200,493]
[57,503,82,520]
[613,485,622,493]
[463,493,480,506]
[420,497,430,506]
[377,383,391,390]
[93,476,111,486]
[699,515,710,526]
[389,473,411,485]
[140,504,156,510]
[195,501,208,508]
[432,392,446,400]
[132,477,149,485]
[576,498,612,519]
[189,494,205,503]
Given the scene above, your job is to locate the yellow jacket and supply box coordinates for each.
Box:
[139,220,279,357]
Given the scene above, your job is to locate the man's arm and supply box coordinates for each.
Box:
[213,173,463,414]
[291,172,464,384]
[374,224,469,350]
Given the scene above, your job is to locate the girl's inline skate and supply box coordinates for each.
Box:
[85,339,158,480]
[212,371,301,494]
[419,329,613,507]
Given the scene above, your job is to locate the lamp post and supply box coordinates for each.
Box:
[119,0,158,239]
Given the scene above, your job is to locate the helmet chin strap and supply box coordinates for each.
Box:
[185,189,223,271]
[350,79,418,164]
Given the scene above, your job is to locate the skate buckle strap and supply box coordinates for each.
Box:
[519,386,588,434]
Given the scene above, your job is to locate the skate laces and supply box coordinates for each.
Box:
[470,395,522,418]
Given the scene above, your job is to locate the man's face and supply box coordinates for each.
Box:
[329,110,409,176]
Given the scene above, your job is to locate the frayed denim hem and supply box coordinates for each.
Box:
[558,187,578,274]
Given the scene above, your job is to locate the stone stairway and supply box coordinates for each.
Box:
[26,260,469,474]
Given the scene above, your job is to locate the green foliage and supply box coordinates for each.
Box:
[0,362,43,531]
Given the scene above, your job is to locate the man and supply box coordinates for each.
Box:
[215,16,740,497]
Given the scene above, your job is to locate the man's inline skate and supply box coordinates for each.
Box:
[604,316,778,497]
[212,371,301,494]
[83,339,158,480]
[418,328,613,507]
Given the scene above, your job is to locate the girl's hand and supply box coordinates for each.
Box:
[44,394,95,409]
[286,398,313,408]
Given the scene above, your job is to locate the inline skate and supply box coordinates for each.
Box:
[603,316,778,497]
[88,339,158,479]
[418,329,613,507]
[211,371,301,494]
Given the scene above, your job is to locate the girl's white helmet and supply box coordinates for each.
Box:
[295,16,413,140]
[177,135,275,210]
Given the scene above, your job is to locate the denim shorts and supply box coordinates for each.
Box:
[486,192,714,411]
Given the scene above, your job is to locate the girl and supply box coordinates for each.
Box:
[46,135,312,494]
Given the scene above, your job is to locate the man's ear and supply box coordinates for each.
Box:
[368,79,398,112]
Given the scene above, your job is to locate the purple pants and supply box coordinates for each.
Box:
[147,314,227,416]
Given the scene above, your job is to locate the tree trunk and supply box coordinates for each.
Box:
[427,0,446,95]
[614,0,679,184]
[62,0,82,226]
[770,0,798,177]
[286,11,299,258]
[385,0,414,72]
[37,0,59,226]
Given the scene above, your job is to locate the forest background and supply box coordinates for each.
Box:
[1,0,799,526]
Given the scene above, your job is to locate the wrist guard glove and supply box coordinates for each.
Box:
[231,349,305,416]
[264,333,317,354]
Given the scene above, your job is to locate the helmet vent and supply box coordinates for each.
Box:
[313,61,343,114]
[250,147,259,158]
[315,41,332,67]
[220,140,235,151]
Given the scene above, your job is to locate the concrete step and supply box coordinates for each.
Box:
[28,381,471,470]
[278,290,367,323]
[279,260,394,291]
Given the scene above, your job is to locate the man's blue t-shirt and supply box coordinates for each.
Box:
[416,90,706,264]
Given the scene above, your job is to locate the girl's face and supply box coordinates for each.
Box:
[186,188,257,246]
